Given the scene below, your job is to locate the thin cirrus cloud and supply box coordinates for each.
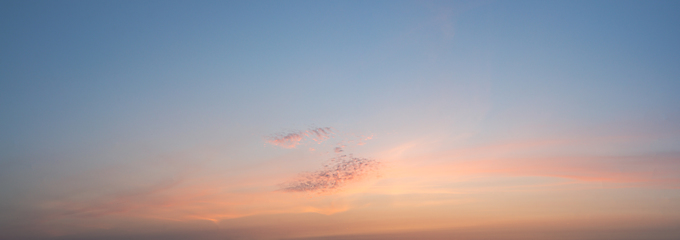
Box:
[453,154,680,187]
[383,135,680,188]
[281,154,381,194]
[266,127,334,149]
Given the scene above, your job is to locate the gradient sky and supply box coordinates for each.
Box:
[2,1,680,239]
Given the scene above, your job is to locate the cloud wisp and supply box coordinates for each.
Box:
[267,127,380,194]
[266,127,334,149]
[281,155,381,194]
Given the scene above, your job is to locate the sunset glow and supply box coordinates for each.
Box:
[1,1,679,239]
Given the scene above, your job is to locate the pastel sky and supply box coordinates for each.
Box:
[1,1,680,239]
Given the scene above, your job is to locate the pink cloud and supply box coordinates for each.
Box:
[307,127,333,143]
[281,155,381,194]
[266,127,334,148]
[267,132,305,148]
[386,135,680,188]
[381,133,680,188]
[267,127,380,194]
[460,154,680,186]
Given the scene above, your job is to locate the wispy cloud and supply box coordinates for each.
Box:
[267,127,380,194]
[382,136,680,188]
[281,155,381,194]
[306,127,334,143]
[267,132,305,149]
[266,127,334,149]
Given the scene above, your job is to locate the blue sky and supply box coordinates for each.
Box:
[1,1,680,239]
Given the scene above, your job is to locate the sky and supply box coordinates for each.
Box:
[1,0,680,239]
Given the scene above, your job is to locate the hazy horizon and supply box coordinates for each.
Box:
[1,0,679,239]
